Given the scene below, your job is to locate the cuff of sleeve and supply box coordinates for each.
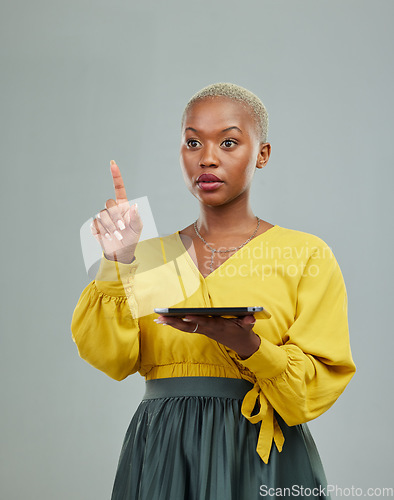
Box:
[236,335,288,379]
[94,252,139,297]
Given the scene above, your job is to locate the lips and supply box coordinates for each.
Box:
[197,173,223,183]
[196,173,224,192]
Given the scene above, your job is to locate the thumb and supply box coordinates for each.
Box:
[242,315,256,328]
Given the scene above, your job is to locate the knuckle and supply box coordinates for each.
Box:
[105,198,116,208]
[96,220,106,233]
[99,209,115,227]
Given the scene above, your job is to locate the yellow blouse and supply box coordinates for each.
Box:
[71,224,356,464]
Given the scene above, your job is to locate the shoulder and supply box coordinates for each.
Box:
[273,225,333,252]
[280,225,348,281]
[270,227,347,293]
[267,225,341,269]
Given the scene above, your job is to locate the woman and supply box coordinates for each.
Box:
[71,83,356,499]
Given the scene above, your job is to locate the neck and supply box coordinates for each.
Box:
[196,198,257,237]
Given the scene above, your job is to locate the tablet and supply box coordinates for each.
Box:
[154,307,271,320]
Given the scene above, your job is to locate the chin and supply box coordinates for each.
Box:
[197,195,236,208]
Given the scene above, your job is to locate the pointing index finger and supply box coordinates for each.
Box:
[110,160,128,204]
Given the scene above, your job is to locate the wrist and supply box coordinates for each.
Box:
[104,253,136,264]
[236,332,261,360]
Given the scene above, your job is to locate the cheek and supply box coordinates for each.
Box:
[233,150,257,172]
[237,154,258,187]
[180,149,196,171]
[179,156,194,186]
[180,146,190,165]
[179,151,188,173]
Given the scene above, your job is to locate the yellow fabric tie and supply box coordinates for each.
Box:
[241,381,285,464]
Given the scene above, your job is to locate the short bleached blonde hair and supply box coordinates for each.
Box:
[181,82,269,143]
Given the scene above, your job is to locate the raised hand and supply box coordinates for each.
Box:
[90,160,143,263]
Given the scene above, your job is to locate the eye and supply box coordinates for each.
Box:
[221,139,237,148]
[186,139,201,148]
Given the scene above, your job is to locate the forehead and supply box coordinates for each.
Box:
[183,97,256,135]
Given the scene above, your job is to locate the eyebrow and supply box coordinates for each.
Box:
[185,126,243,135]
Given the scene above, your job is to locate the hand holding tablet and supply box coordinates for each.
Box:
[154,306,271,320]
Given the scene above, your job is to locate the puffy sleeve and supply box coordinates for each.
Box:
[237,242,356,463]
[71,253,141,381]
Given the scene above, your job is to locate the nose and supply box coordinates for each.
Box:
[199,143,219,168]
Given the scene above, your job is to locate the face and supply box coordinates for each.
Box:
[179,97,271,207]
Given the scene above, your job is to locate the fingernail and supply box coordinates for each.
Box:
[97,213,101,219]
[154,319,167,325]
[105,233,112,240]
[114,230,123,241]
[182,318,192,322]
[117,219,126,230]
[133,203,138,214]
[110,160,116,166]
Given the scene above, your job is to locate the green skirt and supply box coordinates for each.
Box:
[111,377,330,500]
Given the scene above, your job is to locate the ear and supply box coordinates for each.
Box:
[256,142,271,169]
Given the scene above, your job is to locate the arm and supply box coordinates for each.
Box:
[71,253,141,381]
[238,243,356,426]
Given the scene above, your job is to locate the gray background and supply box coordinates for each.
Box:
[1,0,392,498]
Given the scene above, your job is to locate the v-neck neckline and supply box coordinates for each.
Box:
[175,224,280,280]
